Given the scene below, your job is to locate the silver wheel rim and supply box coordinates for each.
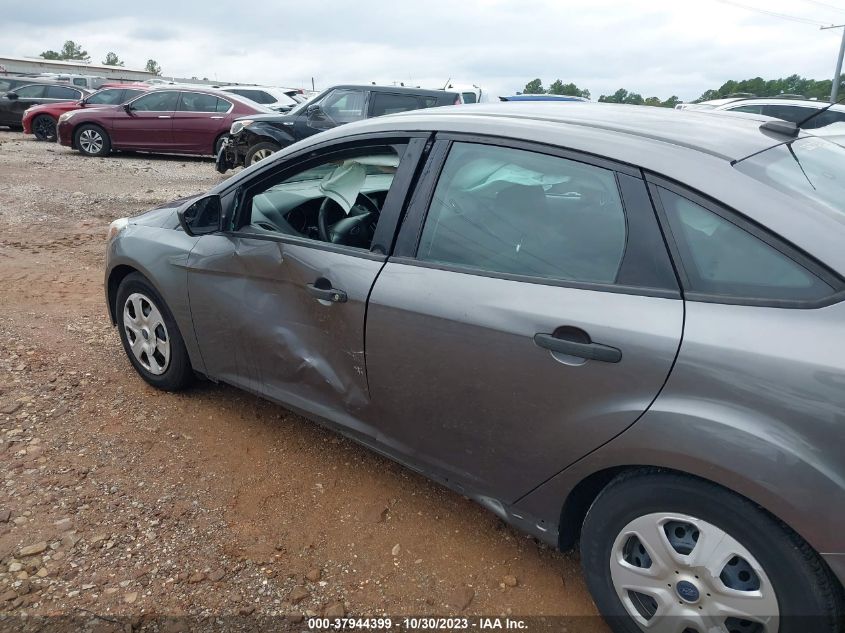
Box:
[123,292,170,375]
[251,148,272,163]
[610,512,779,633]
[79,129,103,154]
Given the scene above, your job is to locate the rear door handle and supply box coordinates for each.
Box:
[210,116,224,119]
[158,115,171,119]
[534,333,622,363]
[306,283,347,303]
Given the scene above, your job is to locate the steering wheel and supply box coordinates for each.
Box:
[318,193,380,247]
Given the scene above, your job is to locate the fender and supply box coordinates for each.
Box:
[242,123,297,148]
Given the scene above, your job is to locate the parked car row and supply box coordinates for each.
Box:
[0,82,90,131]
[106,102,845,633]
[678,96,845,128]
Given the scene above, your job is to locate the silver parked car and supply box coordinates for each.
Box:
[105,103,845,632]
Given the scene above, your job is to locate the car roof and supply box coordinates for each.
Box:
[14,82,90,92]
[330,84,458,98]
[384,102,790,161]
[717,98,843,111]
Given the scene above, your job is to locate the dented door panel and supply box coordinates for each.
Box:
[186,234,385,437]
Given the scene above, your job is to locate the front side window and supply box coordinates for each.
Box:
[371,93,420,116]
[238,144,404,251]
[417,143,628,285]
[46,86,81,99]
[320,89,365,123]
[129,91,179,112]
[659,188,832,301]
[15,85,47,98]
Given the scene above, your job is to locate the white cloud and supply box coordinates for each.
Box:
[0,0,843,100]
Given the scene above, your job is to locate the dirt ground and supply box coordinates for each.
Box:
[0,130,605,631]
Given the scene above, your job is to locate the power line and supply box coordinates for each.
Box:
[799,0,845,16]
[713,0,830,26]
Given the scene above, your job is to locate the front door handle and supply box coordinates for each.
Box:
[306,283,347,303]
[534,333,622,363]
[157,115,171,119]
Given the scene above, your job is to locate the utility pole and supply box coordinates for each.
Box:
[822,24,845,103]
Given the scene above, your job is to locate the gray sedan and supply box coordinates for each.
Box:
[105,103,845,632]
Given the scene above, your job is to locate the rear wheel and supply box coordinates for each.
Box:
[32,115,57,141]
[245,141,279,166]
[580,470,843,633]
[115,273,192,391]
[75,124,111,157]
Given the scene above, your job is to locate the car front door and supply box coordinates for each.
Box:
[186,135,428,438]
[172,92,231,153]
[364,138,685,502]
[112,90,178,149]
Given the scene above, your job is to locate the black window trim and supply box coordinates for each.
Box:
[646,173,845,309]
[392,133,681,300]
[216,133,432,261]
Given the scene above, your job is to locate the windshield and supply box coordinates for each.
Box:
[734,136,845,216]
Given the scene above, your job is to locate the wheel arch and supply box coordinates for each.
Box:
[107,264,139,324]
[72,120,109,150]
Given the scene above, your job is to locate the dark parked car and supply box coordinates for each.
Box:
[105,103,845,633]
[0,83,88,129]
[56,87,271,157]
[0,76,58,93]
[216,84,459,172]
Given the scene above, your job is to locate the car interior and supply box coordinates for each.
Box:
[418,144,628,284]
[239,146,401,250]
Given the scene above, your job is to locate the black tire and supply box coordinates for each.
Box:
[74,123,111,157]
[580,469,844,633]
[244,141,279,166]
[32,115,57,141]
[115,272,193,391]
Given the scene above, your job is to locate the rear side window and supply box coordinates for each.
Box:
[46,86,81,99]
[87,89,124,105]
[371,93,421,116]
[418,143,628,285]
[659,188,833,301]
[72,78,87,87]
[229,89,275,104]
[760,104,815,125]
[178,92,227,112]
[15,85,47,98]
[130,91,179,111]
[462,92,477,104]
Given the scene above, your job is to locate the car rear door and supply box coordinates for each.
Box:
[364,137,684,502]
[172,92,231,153]
[112,90,178,149]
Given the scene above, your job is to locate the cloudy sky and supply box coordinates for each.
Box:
[1,0,844,100]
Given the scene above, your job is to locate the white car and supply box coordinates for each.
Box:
[218,85,305,112]
[686,97,845,129]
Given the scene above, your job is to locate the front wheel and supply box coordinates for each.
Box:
[245,141,279,166]
[115,273,192,391]
[580,470,843,633]
[75,124,111,156]
[32,115,57,141]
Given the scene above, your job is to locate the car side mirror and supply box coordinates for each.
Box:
[123,103,133,114]
[306,104,324,119]
[5,92,18,100]
[178,194,223,237]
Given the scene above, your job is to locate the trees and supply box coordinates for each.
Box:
[548,80,590,99]
[102,52,125,67]
[523,78,546,94]
[40,40,90,62]
[694,74,842,102]
[145,59,162,76]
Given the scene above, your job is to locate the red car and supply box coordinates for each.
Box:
[56,87,270,157]
[23,84,149,142]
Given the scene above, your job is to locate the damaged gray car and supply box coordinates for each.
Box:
[105,103,845,633]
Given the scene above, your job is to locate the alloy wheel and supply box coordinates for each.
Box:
[250,148,273,164]
[79,128,104,154]
[610,512,779,633]
[123,292,170,375]
[34,116,56,141]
